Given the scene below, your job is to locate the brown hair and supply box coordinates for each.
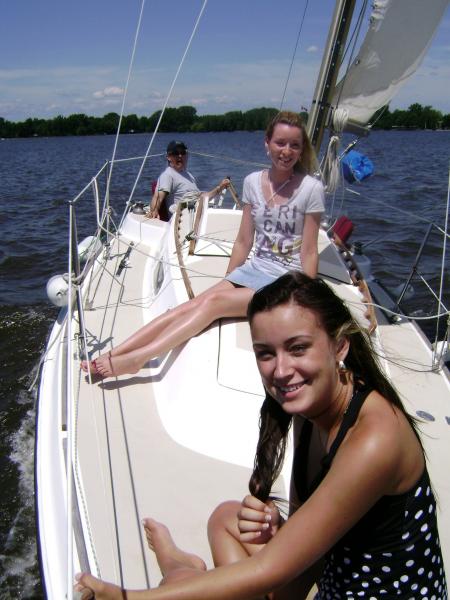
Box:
[265,111,318,175]
[247,271,417,502]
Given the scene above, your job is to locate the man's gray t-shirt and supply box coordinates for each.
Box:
[158,166,199,208]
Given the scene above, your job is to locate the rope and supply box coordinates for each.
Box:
[319,0,367,194]
[66,206,77,600]
[433,162,450,366]
[174,204,195,299]
[190,150,268,170]
[343,187,450,238]
[279,0,309,110]
[321,107,349,193]
[119,0,209,229]
[106,0,146,212]
[333,0,368,110]
[188,232,234,257]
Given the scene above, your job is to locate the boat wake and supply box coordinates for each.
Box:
[0,307,52,599]
[0,403,41,599]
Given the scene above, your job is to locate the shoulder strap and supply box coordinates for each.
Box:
[321,386,372,471]
[292,386,372,500]
[293,419,313,503]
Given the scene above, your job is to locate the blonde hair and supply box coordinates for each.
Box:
[265,110,318,175]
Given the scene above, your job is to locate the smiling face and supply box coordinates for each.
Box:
[265,123,303,174]
[251,301,349,421]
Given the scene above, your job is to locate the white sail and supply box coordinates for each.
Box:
[333,0,449,126]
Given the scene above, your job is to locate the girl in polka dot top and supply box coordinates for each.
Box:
[75,272,447,600]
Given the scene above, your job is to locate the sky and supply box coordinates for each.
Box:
[1,0,450,122]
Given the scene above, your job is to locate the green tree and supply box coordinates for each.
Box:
[1,103,447,138]
[123,113,141,133]
[101,112,120,134]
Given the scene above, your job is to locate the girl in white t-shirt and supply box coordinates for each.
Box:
[82,111,325,379]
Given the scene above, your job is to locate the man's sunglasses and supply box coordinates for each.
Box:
[169,149,187,156]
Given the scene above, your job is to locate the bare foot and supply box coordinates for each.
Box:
[81,350,113,376]
[94,351,142,378]
[74,572,124,600]
[80,359,99,375]
[143,518,207,576]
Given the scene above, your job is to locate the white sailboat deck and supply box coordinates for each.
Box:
[71,207,265,588]
[37,202,450,596]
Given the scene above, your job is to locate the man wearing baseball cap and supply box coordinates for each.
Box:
[148,140,229,221]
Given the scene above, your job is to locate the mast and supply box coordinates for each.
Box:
[306,0,356,153]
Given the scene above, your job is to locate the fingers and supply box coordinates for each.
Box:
[238,495,271,524]
[237,495,274,542]
[74,573,96,599]
[74,572,125,600]
[241,494,267,511]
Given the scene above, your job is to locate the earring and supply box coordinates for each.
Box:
[338,360,346,372]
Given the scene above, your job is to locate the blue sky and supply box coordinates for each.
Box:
[1,0,450,121]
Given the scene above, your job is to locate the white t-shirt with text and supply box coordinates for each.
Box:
[242,170,325,277]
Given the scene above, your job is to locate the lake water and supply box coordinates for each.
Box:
[0,129,449,598]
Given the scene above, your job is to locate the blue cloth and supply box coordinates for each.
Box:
[341,150,374,183]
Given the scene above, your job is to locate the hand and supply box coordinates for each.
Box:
[145,207,160,220]
[74,572,124,599]
[237,495,282,545]
[219,178,231,191]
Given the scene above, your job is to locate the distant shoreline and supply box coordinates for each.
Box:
[1,103,449,139]
[3,128,450,143]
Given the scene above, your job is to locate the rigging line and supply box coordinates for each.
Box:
[279,0,309,111]
[333,0,368,111]
[417,273,449,315]
[190,150,268,169]
[119,0,209,229]
[434,163,450,345]
[108,152,165,165]
[66,205,77,600]
[371,349,445,375]
[339,0,367,65]
[345,298,449,321]
[367,103,389,129]
[106,0,146,206]
[345,187,450,235]
[73,370,105,580]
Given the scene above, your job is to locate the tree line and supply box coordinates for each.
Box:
[371,103,449,130]
[1,103,449,139]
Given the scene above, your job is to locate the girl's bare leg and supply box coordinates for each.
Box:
[207,502,319,600]
[143,518,206,585]
[81,281,234,373]
[208,502,269,600]
[111,280,231,357]
[207,500,264,566]
[93,283,254,377]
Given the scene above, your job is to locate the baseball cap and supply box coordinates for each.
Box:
[166,140,188,154]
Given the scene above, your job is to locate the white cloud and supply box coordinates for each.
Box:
[93,86,124,99]
[2,49,450,121]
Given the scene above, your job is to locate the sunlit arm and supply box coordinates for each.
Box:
[225,204,255,275]
[148,190,168,219]
[300,212,321,278]
[201,177,231,199]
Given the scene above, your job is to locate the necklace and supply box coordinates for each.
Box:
[267,171,293,205]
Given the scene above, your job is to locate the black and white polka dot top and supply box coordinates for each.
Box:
[294,386,448,599]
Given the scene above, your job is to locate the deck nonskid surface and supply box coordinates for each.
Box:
[74,229,264,589]
[73,207,450,590]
